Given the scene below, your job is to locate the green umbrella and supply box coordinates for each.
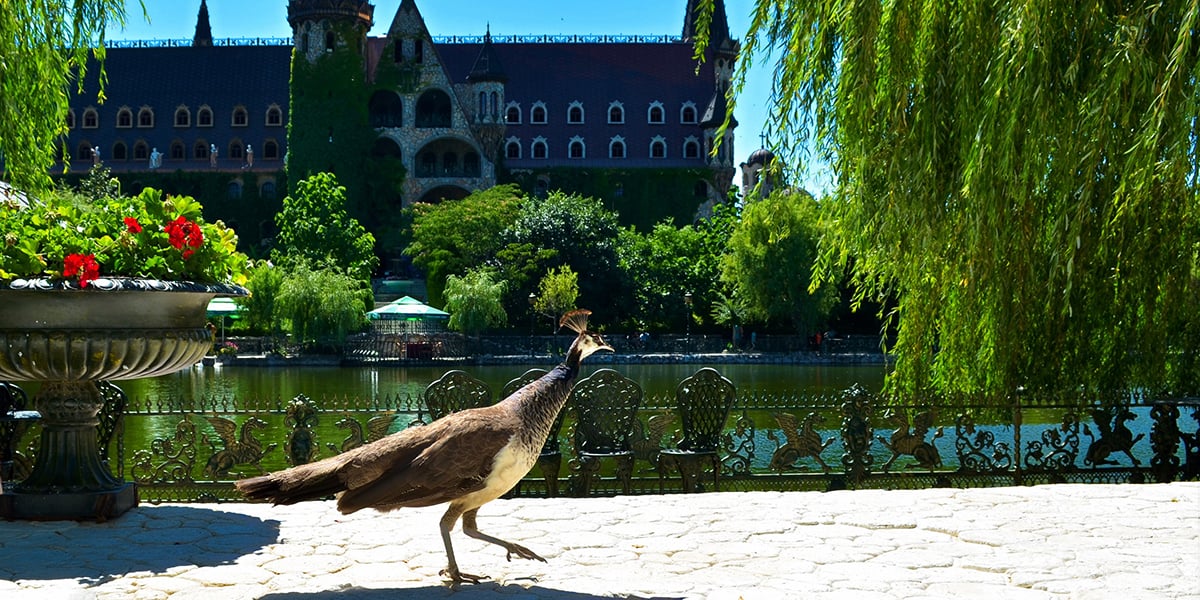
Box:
[367,296,449,320]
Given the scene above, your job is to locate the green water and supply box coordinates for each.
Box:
[118,362,890,404]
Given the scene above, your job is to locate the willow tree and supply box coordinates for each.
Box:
[699,0,1199,400]
[0,1,141,192]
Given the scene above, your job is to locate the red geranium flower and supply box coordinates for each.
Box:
[63,253,100,288]
[164,216,204,259]
[124,216,143,233]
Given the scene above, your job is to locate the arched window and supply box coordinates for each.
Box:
[324,31,336,52]
[232,107,248,127]
[650,137,667,158]
[567,102,584,124]
[415,39,424,63]
[369,91,403,127]
[608,102,625,124]
[76,142,93,160]
[693,180,709,198]
[648,102,665,124]
[137,107,154,128]
[112,141,128,161]
[609,137,626,159]
[531,102,547,124]
[261,181,277,200]
[531,138,547,159]
[568,137,585,159]
[133,141,149,160]
[505,139,521,159]
[197,106,213,127]
[266,105,283,126]
[505,104,521,124]
[683,138,701,159]
[442,151,458,175]
[228,181,243,199]
[169,141,185,160]
[263,139,280,160]
[193,140,209,160]
[490,92,499,118]
[681,102,698,124]
[174,107,190,127]
[415,89,452,128]
[116,108,132,128]
[228,140,244,160]
[66,110,76,129]
[83,108,99,128]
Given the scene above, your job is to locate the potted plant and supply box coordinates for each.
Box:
[0,175,249,520]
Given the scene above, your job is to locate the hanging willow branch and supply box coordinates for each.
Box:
[0,1,144,193]
[699,0,1199,404]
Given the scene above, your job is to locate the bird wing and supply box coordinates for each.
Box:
[335,407,518,513]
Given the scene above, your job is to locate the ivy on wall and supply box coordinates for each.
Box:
[501,167,718,231]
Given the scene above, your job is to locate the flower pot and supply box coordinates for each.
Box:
[0,278,246,520]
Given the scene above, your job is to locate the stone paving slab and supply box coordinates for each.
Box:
[1,483,1197,599]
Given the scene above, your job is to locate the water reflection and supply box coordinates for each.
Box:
[120,362,892,403]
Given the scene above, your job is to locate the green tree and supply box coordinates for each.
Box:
[534,265,579,325]
[720,190,836,336]
[240,261,285,337]
[404,185,524,305]
[444,268,508,337]
[503,191,625,323]
[272,173,378,282]
[701,0,1200,399]
[616,223,712,331]
[0,1,142,192]
[276,260,369,350]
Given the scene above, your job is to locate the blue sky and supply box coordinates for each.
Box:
[109,0,802,191]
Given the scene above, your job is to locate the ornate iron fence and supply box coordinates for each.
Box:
[2,380,1196,503]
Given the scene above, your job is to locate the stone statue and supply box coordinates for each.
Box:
[150,147,162,169]
[245,144,254,168]
[209,144,218,168]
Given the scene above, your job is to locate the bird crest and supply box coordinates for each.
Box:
[559,309,592,334]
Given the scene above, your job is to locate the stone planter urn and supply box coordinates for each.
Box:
[0,278,246,520]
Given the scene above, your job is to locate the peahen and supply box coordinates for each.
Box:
[235,309,612,584]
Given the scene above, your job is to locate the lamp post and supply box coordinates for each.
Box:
[684,291,693,354]
[528,292,536,358]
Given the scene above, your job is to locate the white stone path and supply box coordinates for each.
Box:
[1,483,1197,599]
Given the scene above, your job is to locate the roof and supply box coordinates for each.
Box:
[62,44,292,172]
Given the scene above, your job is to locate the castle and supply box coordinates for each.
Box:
[58,0,741,254]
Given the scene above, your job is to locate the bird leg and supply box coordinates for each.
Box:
[438,505,488,584]
[462,508,548,563]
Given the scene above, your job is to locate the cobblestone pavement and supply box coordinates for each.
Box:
[1,483,1197,599]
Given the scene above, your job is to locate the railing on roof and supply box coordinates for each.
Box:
[107,37,292,48]
[433,34,684,44]
[105,34,683,49]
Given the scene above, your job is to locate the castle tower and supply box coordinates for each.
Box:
[465,26,507,163]
[284,0,376,205]
[685,0,739,199]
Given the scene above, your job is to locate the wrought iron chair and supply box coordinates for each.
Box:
[569,368,643,495]
[659,367,736,492]
[501,369,562,495]
[0,382,39,486]
[421,370,493,422]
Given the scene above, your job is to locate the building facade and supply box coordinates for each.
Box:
[58,0,740,247]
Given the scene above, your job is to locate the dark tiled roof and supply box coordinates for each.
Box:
[437,41,718,167]
[63,45,291,172]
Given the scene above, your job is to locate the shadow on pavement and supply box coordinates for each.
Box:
[261,585,685,599]
[0,505,280,582]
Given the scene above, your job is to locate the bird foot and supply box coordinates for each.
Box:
[440,568,489,584]
[504,542,547,563]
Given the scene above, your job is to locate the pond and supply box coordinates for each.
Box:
[118,361,892,404]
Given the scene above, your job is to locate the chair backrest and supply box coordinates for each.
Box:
[501,368,564,455]
[422,370,493,421]
[500,368,549,397]
[571,368,643,454]
[674,367,736,452]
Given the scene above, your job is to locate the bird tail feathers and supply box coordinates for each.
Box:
[235,456,349,505]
